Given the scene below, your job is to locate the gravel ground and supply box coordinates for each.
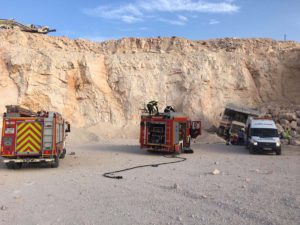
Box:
[0,140,299,225]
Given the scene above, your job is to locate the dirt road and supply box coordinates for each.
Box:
[0,140,299,225]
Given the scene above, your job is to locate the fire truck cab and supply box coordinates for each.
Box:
[140,112,201,154]
[1,105,70,169]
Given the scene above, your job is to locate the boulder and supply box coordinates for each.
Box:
[291,130,299,138]
[279,113,297,121]
[290,121,297,130]
[276,123,284,134]
[279,119,290,128]
[269,107,280,117]
[297,119,300,126]
[281,139,289,145]
[296,111,300,118]
[290,139,300,146]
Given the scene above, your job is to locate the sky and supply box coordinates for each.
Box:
[1,0,299,42]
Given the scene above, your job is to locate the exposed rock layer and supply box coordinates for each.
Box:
[0,30,299,135]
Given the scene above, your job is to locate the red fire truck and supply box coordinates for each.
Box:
[1,105,70,169]
[140,112,201,153]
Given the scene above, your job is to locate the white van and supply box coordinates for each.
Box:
[245,119,281,155]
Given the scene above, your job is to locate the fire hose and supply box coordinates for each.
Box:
[103,155,187,179]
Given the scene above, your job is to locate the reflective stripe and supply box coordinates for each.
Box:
[16,122,42,154]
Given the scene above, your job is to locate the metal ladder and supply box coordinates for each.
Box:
[165,122,171,145]
[42,114,54,156]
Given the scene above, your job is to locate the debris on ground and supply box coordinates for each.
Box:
[212,169,220,175]
[0,206,8,210]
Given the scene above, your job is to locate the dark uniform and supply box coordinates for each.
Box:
[164,106,175,113]
[147,101,158,115]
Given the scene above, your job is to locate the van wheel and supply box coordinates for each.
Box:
[249,146,255,154]
[276,149,281,155]
[51,157,59,168]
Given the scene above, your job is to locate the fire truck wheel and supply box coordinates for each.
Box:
[51,157,59,168]
[6,163,14,169]
[14,163,22,169]
[6,162,22,169]
[59,149,66,159]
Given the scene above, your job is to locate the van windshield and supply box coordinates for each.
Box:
[250,128,278,138]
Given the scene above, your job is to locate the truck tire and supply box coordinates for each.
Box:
[218,127,224,136]
[59,149,66,159]
[51,156,59,168]
[14,163,22,169]
[6,162,22,169]
[6,162,14,169]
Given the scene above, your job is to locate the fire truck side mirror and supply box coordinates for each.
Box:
[65,123,71,133]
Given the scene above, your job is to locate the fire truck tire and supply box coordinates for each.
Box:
[6,163,15,169]
[59,149,66,159]
[51,157,59,168]
[6,162,22,169]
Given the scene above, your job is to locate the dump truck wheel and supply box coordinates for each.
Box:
[51,157,59,168]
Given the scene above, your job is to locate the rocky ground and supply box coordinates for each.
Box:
[0,139,299,225]
[263,105,300,146]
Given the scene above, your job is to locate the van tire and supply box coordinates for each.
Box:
[249,145,255,154]
[276,149,281,155]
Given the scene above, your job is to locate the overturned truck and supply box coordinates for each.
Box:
[218,103,260,136]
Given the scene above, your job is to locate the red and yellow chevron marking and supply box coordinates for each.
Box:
[16,122,42,154]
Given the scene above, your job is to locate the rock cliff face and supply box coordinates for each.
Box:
[0,30,299,137]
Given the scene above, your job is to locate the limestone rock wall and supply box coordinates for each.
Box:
[0,30,299,135]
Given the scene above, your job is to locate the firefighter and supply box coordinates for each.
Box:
[164,106,175,113]
[147,101,158,115]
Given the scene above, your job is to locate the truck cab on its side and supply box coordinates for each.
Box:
[245,119,281,155]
